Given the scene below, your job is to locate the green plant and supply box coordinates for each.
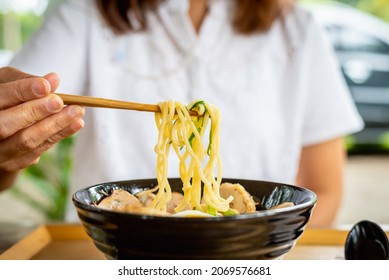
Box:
[10,137,75,221]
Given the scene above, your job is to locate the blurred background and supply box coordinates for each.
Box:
[0,0,388,227]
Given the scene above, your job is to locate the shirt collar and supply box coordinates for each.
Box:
[158,0,232,54]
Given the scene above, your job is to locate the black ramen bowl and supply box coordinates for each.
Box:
[72,178,317,260]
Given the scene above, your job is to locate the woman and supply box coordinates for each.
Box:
[0,0,363,226]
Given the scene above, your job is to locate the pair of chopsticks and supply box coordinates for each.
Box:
[56,93,161,113]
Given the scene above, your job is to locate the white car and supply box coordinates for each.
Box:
[304,1,389,145]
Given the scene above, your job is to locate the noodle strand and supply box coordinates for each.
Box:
[151,100,232,215]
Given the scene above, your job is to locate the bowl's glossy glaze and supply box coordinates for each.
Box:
[72,178,316,260]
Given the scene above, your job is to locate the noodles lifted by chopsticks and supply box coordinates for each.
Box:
[144,100,233,216]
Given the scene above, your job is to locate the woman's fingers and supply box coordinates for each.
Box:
[0,77,52,110]
[0,67,59,89]
[0,94,64,140]
[0,67,71,175]
[0,67,60,109]
[0,118,84,173]
[0,105,85,164]
[0,67,36,83]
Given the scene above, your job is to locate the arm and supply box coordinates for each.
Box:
[0,67,85,191]
[296,137,346,227]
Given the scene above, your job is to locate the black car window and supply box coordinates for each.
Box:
[337,26,389,54]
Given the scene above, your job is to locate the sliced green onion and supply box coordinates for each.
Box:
[222,209,237,216]
[188,100,206,112]
[207,205,217,216]
[207,124,213,155]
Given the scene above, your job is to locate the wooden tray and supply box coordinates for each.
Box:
[0,224,105,260]
[0,224,385,260]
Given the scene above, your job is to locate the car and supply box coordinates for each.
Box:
[303,1,389,146]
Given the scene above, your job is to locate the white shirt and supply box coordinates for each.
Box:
[10,0,364,221]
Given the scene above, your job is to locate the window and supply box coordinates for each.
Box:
[338,27,389,54]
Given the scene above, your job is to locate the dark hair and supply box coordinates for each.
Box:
[96,0,294,35]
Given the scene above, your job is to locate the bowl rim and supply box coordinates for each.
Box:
[72,178,317,221]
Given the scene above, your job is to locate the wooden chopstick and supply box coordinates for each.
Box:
[56,93,199,116]
[56,93,161,113]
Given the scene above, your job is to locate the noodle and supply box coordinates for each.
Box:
[145,100,233,215]
[97,100,293,216]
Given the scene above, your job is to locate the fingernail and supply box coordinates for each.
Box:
[47,95,63,112]
[68,105,85,118]
[32,79,50,96]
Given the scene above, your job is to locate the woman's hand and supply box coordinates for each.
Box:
[0,67,85,190]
